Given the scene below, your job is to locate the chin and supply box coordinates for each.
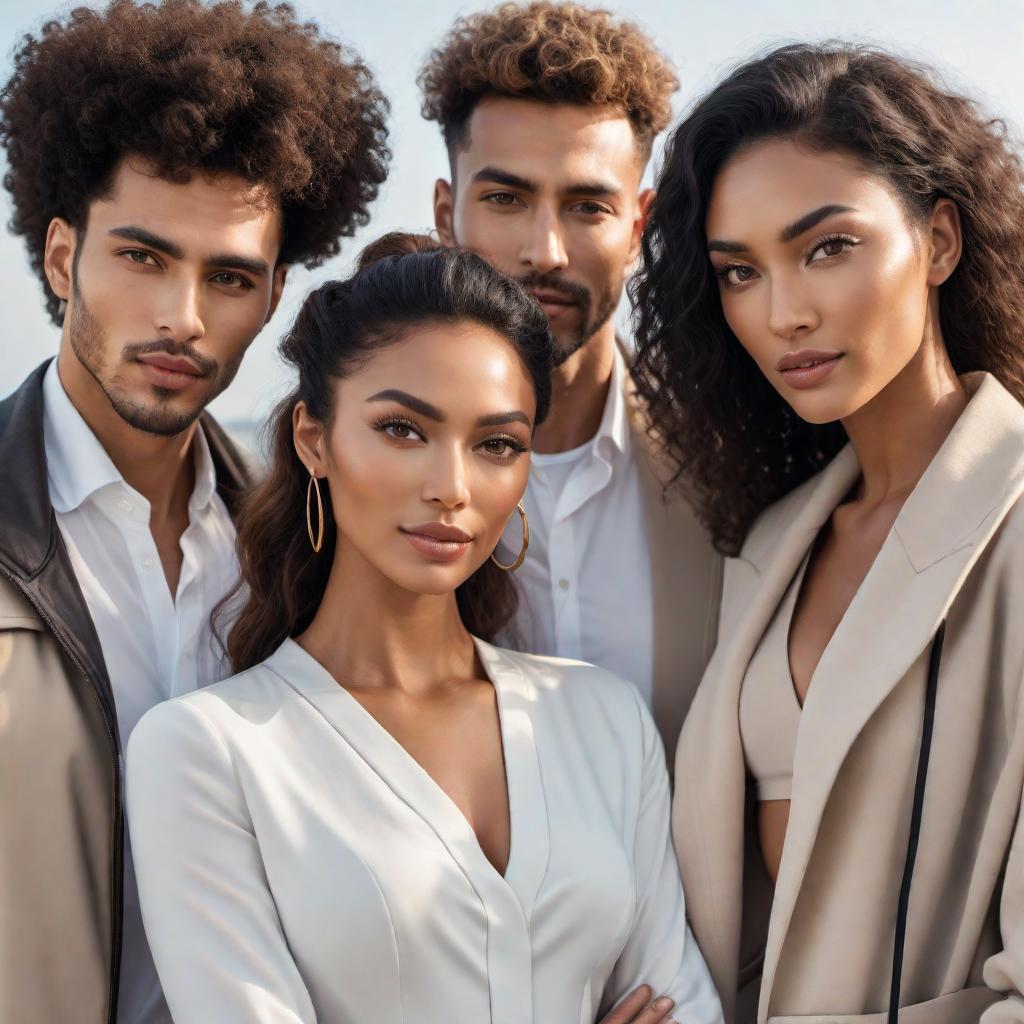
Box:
[389,563,474,597]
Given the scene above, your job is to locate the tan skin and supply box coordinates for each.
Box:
[434,96,653,454]
[292,321,676,1024]
[706,139,964,881]
[43,157,288,593]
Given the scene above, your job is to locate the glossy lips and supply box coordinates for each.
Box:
[776,349,843,389]
[400,522,474,563]
[529,289,577,322]
[136,353,207,392]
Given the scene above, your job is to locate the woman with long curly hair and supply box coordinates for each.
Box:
[125,233,723,1024]
[632,44,1024,1023]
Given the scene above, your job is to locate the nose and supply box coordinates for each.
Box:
[423,443,471,510]
[154,276,205,344]
[766,272,819,341]
[520,205,568,275]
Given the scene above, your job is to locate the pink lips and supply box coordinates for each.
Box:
[400,522,474,563]
[528,289,577,321]
[136,353,207,392]
[776,349,843,389]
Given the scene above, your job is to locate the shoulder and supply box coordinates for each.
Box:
[484,642,653,746]
[127,662,291,766]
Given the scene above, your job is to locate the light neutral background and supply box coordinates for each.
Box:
[2,0,1022,438]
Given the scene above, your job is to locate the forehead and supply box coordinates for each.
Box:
[707,138,903,238]
[341,319,536,414]
[86,157,283,256]
[456,96,642,191]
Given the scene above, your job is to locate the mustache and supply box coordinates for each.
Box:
[122,339,218,377]
[515,272,591,308]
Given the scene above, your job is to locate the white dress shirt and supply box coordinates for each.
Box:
[41,360,239,1024]
[126,638,724,1024]
[500,347,654,703]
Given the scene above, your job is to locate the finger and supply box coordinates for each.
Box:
[632,995,676,1024]
[598,985,653,1024]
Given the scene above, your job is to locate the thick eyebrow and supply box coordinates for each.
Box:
[367,389,445,422]
[779,204,855,243]
[708,204,857,254]
[206,252,270,277]
[109,226,185,260]
[108,225,269,277]
[472,166,618,199]
[476,410,532,428]
[473,167,539,193]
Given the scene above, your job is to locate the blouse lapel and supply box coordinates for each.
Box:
[473,639,551,921]
[759,372,1024,1019]
[266,636,547,1024]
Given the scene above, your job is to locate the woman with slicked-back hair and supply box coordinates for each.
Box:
[633,43,1024,1023]
[125,233,723,1024]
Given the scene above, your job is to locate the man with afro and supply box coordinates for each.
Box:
[421,2,722,764]
[0,2,389,1020]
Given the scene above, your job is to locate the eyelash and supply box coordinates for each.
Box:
[712,233,860,288]
[371,415,530,459]
[117,249,255,291]
[482,193,610,217]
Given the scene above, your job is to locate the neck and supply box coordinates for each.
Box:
[840,331,967,507]
[56,345,198,523]
[532,322,616,454]
[298,542,476,695]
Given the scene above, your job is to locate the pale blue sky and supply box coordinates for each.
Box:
[2,0,1022,425]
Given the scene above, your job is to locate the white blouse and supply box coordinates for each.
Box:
[126,637,722,1024]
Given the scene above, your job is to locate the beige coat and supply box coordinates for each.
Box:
[673,372,1024,1023]
[625,367,723,763]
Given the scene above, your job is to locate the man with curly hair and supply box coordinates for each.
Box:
[0,2,389,1021]
[421,1,722,763]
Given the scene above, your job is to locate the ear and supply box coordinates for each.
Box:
[265,263,289,324]
[44,217,77,302]
[626,188,656,265]
[434,178,456,247]
[926,198,962,287]
[292,400,327,478]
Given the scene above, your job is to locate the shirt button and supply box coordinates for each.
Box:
[141,557,156,571]
[558,578,570,591]
[117,497,134,513]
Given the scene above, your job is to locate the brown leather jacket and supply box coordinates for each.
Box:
[0,361,253,1023]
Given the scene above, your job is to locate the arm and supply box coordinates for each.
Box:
[601,692,724,1024]
[126,699,317,1024]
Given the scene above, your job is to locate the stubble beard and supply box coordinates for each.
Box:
[68,285,240,437]
[549,287,618,367]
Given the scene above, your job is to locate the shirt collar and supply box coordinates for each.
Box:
[42,358,219,516]
[594,342,631,462]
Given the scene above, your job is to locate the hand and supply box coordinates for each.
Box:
[598,984,676,1024]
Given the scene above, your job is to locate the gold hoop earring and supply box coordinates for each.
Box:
[306,469,324,553]
[491,502,529,572]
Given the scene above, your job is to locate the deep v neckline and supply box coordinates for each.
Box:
[267,636,551,915]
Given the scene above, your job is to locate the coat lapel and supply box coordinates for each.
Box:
[623,366,724,764]
[673,445,860,1020]
[759,372,1024,1020]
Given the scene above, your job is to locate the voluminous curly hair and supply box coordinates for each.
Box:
[631,43,1024,556]
[418,1,677,159]
[1,0,391,324]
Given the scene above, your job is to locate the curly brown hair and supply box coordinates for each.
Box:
[1,0,391,324]
[631,43,1024,556]
[418,1,677,159]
